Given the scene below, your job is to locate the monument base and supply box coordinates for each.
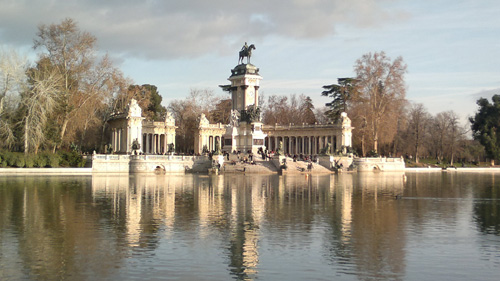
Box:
[223,121,266,154]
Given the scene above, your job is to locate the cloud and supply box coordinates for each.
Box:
[472,88,500,100]
[0,0,406,60]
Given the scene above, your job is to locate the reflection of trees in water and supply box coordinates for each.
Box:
[404,173,500,272]
[404,172,499,235]
[0,176,126,280]
[5,172,498,280]
[320,173,407,280]
[474,200,500,235]
[468,172,500,268]
[471,174,500,235]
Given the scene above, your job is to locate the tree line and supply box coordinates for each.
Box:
[322,51,491,166]
[0,18,167,155]
[1,18,496,166]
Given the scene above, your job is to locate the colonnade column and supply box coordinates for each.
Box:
[288,136,291,155]
[307,137,312,154]
[155,134,159,154]
[164,133,167,153]
[117,129,121,152]
[111,129,115,152]
[151,134,155,154]
[115,129,119,152]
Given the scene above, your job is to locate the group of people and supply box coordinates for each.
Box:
[234,150,257,165]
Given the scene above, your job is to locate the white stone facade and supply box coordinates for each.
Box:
[262,113,353,156]
[107,99,177,154]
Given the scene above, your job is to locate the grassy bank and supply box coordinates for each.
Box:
[405,157,491,168]
[0,151,86,168]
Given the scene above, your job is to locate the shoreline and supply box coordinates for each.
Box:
[0,168,93,175]
[405,167,500,172]
[2,166,500,175]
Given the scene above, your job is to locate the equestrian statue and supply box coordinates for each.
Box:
[238,42,256,64]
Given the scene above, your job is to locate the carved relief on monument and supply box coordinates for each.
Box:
[230,109,240,127]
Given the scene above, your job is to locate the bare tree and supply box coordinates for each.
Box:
[431,112,450,162]
[353,51,408,154]
[23,60,61,154]
[211,99,232,124]
[407,103,431,163]
[34,18,121,151]
[168,89,220,153]
[98,71,131,152]
[428,111,467,165]
[446,111,467,166]
[314,106,329,124]
[262,94,316,125]
[0,48,27,148]
[262,95,289,125]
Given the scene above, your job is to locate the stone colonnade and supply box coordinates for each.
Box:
[107,99,177,155]
[111,128,125,153]
[195,123,226,154]
[142,120,176,154]
[263,123,346,156]
[142,132,175,154]
[265,135,337,155]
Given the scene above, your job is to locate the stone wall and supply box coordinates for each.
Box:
[92,155,131,173]
[92,154,211,174]
[354,157,406,172]
[318,155,353,170]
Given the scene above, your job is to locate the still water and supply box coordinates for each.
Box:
[0,172,499,280]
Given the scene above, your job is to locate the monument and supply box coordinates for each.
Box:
[222,43,267,154]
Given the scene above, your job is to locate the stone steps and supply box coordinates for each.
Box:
[220,154,333,174]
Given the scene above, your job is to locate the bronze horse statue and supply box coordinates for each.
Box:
[239,44,256,64]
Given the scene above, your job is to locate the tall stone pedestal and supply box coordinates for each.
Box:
[221,63,266,154]
[224,121,266,154]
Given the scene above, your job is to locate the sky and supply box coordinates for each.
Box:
[1,0,499,125]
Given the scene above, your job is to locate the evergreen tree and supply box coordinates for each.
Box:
[300,96,316,124]
[470,95,500,163]
[322,78,356,122]
[144,84,166,121]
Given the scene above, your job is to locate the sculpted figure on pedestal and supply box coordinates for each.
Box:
[238,43,256,64]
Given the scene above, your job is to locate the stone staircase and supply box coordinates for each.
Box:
[219,154,333,174]
[279,157,333,174]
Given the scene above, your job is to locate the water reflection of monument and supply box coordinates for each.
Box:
[90,173,407,279]
[8,173,500,280]
[91,175,167,248]
[90,174,266,279]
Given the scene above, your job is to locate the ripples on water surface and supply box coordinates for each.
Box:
[0,172,499,280]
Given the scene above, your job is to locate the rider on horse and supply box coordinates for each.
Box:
[239,42,255,64]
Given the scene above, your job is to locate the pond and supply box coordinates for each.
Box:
[0,172,499,280]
